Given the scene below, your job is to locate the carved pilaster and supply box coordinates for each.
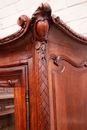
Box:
[31,3,51,129]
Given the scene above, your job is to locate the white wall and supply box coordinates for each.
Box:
[0,0,87,38]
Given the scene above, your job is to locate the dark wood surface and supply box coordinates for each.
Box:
[0,2,87,130]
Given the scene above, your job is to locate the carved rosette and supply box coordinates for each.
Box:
[31,3,51,129]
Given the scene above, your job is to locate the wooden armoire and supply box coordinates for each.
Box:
[0,3,87,130]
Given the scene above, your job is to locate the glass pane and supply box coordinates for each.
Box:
[0,87,14,130]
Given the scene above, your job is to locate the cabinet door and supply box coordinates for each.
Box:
[0,65,28,130]
[48,55,87,130]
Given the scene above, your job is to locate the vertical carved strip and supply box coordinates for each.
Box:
[31,3,52,129]
[35,41,50,130]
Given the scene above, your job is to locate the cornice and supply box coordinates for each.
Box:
[0,3,87,46]
[52,15,87,44]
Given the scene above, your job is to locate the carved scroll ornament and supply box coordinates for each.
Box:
[0,15,30,44]
[51,54,87,68]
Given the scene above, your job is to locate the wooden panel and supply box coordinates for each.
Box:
[48,58,87,130]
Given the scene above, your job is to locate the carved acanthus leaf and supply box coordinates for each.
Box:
[35,41,46,63]
[51,54,87,68]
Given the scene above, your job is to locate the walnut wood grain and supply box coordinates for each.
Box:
[0,2,87,130]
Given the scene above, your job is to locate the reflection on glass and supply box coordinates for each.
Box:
[0,87,14,130]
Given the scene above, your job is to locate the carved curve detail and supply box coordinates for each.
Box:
[0,15,30,45]
[31,2,51,42]
[51,54,87,68]
[52,15,87,44]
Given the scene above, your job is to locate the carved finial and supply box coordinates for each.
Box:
[32,3,51,18]
[31,3,52,42]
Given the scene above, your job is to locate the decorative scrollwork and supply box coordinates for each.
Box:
[51,54,87,68]
[0,15,30,45]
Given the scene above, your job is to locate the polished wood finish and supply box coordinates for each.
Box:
[48,14,87,130]
[0,2,87,130]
